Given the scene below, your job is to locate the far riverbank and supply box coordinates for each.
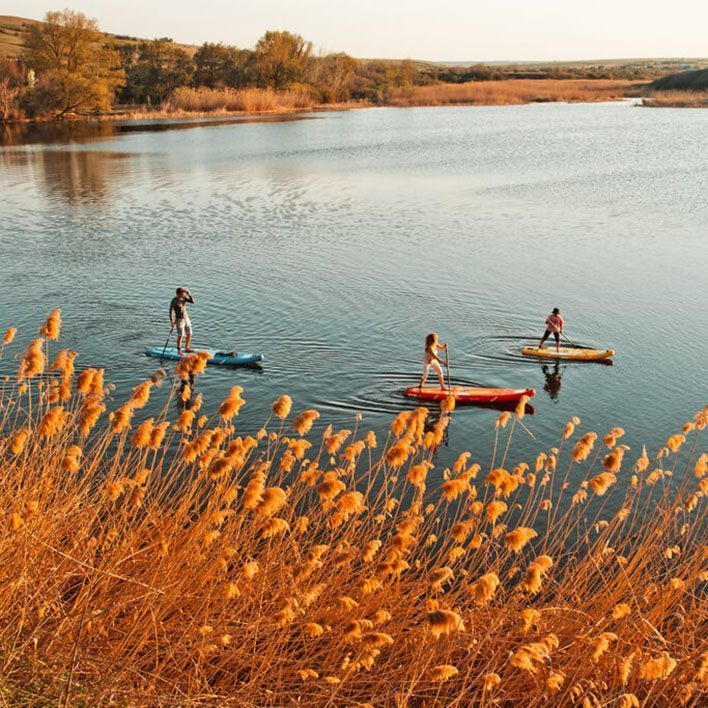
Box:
[2,79,648,129]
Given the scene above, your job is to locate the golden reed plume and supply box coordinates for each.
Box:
[0,314,705,705]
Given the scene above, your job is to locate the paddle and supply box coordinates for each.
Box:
[561,331,580,349]
[444,347,452,391]
[159,325,174,366]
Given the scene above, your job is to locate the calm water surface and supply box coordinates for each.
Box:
[1,103,706,480]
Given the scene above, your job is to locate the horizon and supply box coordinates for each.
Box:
[5,0,708,63]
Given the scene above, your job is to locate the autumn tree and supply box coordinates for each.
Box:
[254,31,312,90]
[307,53,358,102]
[122,39,193,104]
[0,60,25,121]
[192,43,255,88]
[22,10,123,117]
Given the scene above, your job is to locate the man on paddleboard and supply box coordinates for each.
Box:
[538,308,563,353]
[170,287,195,355]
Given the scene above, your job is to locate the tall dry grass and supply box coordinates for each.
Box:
[1,311,706,705]
[165,86,315,114]
[388,79,642,106]
[641,91,708,108]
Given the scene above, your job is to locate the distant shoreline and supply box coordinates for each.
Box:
[1,79,657,127]
[3,79,705,131]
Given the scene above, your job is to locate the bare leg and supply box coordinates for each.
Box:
[185,331,193,352]
[176,334,183,355]
[555,334,560,353]
[437,371,446,390]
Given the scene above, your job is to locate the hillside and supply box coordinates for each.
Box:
[0,15,26,58]
[0,14,198,60]
[651,67,708,91]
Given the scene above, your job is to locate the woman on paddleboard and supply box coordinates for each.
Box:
[419,332,448,390]
[170,287,195,355]
[538,308,563,353]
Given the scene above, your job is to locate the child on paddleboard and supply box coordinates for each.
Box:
[419,332,448,390]
[538,308,563,353]
[170,287,195,355]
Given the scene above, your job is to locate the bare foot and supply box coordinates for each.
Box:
[177,349,183,356]
[185,348,195,353]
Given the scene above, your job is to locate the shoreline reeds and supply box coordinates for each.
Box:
[0,311,705,705]
[641,90,708,108]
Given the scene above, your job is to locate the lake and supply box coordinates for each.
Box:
[1,102,706,480]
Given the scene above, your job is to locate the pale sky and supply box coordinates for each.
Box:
[7,0,708,61]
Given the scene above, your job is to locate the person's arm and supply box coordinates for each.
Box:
[185,290,195,304]
[169,300,176,327]
[559,316,564,332]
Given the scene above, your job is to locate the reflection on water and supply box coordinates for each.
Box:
[1,103,706,488]
[0,114,316,147]
[542,363,563,401]
[1,120,119,147]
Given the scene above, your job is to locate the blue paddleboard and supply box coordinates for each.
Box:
[146,346,263,366]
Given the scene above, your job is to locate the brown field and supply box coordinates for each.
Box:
[641,91,708,108]
[1,311,706,705]
[0,15,27,59]
[387,79,644,106]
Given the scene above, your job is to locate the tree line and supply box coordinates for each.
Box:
[0,10,437,120]
[0,9,670,121]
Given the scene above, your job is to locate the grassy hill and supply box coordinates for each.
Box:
[0,14,199,60]
[651,67,708,91]
[0,15,27,58]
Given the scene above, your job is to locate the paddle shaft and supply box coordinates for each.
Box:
[445,348,452,391]
[560,331,579,348]
[159,326,174,365]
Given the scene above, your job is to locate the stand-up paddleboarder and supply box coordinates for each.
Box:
[170,287,195,355]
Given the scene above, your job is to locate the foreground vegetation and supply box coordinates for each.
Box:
[1,311,706,705]
[5,9,703,122]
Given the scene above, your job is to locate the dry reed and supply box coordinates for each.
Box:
[388,79,642,107]
[641,91,708,108]
[165,86,315,114]
[0,311,705,705]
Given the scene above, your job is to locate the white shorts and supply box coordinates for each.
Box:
[176,318,192,338]
[422,360,443,378]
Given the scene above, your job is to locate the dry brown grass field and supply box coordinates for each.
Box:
[0,311,706,705]
[387,80,643,106]
[641,91,708,108]
[166,86,317,114]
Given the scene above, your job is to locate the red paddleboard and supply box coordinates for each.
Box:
[404,386,535,404]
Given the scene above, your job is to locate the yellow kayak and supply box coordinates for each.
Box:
[521,346,615,361]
